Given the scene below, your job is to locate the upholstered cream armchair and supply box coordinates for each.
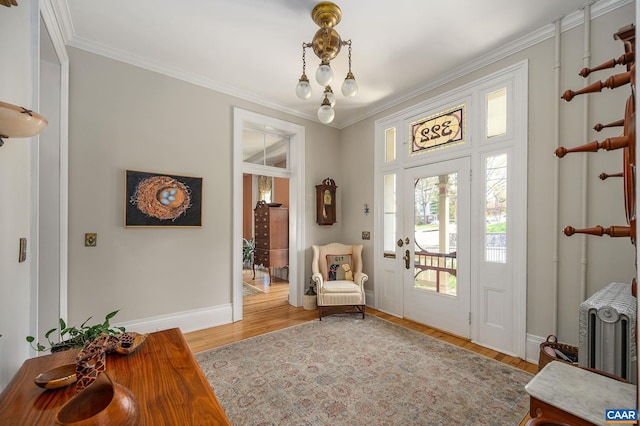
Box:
[311,243,368,320]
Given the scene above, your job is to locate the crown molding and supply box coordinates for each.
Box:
[339,0,633,128]
[55,0,631,130]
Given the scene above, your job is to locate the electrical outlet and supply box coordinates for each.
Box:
[85,233,97,247]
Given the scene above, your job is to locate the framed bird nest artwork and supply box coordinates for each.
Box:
[124,170,203,227]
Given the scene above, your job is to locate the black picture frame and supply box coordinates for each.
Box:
[124,170,203,227]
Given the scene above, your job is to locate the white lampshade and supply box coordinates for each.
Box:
[341,75,358,97]
[315,63,334,87]
[295,79,312,100]
[317,104,335,124]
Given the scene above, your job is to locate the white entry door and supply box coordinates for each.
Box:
[403,157,471,338]
[375,62,527,357]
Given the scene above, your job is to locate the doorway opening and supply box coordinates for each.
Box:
[232,108,306,322]
[242,172,291,310]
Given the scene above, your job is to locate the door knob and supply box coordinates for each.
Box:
[402,249,410,269]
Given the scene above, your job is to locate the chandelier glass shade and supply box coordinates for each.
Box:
[295,2,357,124]
[317,96,335,124]
[295,74,312,100]
[315,62,334,87]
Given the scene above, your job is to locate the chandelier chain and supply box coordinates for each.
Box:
[301,42,310,74]
[343,39,352,71]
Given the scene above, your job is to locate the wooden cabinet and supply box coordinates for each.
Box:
[253,201,288,283]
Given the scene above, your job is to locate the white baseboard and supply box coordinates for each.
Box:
[526,333,545,365]
[365,290,375,308]
[116,303,233,335]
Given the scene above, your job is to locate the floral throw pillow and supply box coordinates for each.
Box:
[326,254,353,281]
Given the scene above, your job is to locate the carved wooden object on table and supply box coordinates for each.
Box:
[55,372,139,426]
[253,200,289,284]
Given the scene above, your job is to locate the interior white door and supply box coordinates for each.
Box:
[403,157,471,338]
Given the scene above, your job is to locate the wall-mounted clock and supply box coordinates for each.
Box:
[315,177,337,225]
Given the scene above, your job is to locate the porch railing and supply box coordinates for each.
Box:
[414,250,457,293]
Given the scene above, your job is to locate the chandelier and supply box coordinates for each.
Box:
[295,2,357,124]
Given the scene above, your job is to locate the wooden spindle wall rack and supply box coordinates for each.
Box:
[556,22,637,397]
[556,24,636,258]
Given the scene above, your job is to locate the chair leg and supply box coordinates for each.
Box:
[318,306,323,321]
[361,304,365,319]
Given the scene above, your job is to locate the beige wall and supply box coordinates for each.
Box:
[67,47,347,326]
[0,3,36,389]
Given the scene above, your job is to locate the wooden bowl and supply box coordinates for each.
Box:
[55,373,139,425]
[34,364,77,389]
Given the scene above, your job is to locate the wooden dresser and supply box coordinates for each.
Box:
[253,200,288,283]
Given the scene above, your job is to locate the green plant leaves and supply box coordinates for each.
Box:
[25,310,125,352]
[105,310,119,320]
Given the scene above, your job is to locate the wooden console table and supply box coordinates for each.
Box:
[525,361,635,425]
[0,328,230,425]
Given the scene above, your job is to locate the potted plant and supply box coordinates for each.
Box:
[242,238,255,269]
[26,310,125,352]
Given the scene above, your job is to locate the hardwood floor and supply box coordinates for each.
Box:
[184,269,535,425]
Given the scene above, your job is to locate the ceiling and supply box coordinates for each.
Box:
[53,0,626,128]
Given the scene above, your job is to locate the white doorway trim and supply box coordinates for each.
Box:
[30,1,70,353]
[232,109,305,321]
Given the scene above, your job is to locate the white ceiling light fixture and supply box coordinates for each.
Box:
[0,101,48,147]
[295,2,358,124]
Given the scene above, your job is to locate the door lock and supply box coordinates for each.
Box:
[397,239,404,247]
[404,237,410,245]
[402,249,410,269]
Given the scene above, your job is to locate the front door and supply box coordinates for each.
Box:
[403,157,471,338]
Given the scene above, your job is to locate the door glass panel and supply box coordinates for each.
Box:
[385,127,396,163]
[409,105,466,156]
[383,174,396,257]
[485,154,507,263]
[413,172,458,296]
[486,88,507,138]
[243,129,288,168]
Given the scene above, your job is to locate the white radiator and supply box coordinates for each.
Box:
[578,282,637,384]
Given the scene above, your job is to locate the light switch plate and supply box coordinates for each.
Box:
[362,231,370,240]
[85,233,97,247]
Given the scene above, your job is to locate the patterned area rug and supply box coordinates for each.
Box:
[196,315,532,425]
[242,281,264,296]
